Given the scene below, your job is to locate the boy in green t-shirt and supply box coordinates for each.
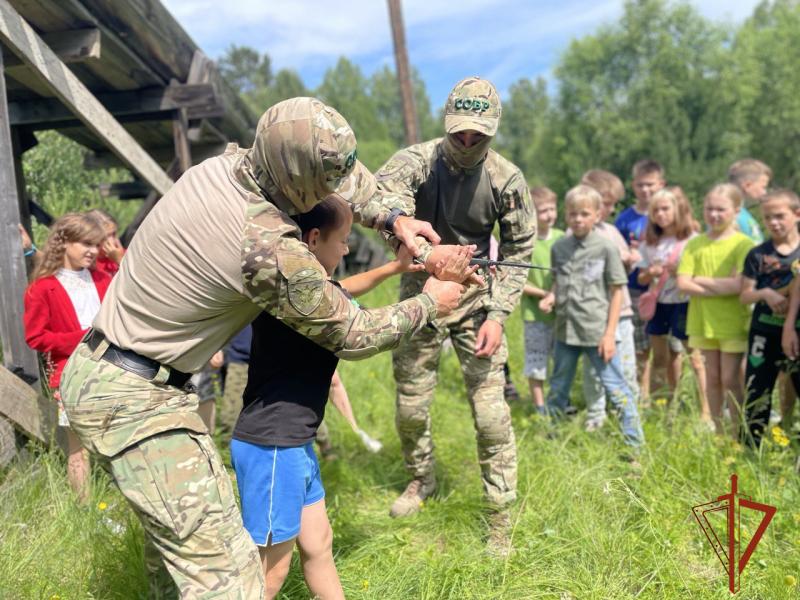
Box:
[522,186,564,414]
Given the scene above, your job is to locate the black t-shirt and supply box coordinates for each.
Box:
[742,240,800,332]
[232,285,351,447]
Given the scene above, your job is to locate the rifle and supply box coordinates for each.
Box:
[469,258,552,271]
[413,257,553,272]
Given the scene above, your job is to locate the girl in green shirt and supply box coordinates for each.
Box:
[677,184,755,436]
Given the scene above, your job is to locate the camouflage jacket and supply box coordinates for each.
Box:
[374,139,536,324]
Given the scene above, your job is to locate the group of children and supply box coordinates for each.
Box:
[19,156,800,599]
[522,158,799,449]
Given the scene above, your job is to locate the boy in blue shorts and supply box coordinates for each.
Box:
[230,195,469,599]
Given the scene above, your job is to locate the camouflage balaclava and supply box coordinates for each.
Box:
[241,97,376,215]
[442,77,501,169]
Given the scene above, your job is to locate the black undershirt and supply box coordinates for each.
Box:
[232,287,348,447]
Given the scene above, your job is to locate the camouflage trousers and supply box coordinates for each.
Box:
[60,341,264,599]
[218,361,249,438]
[392,292,517,507]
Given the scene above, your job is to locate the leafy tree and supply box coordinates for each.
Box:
[542,0,746,205]
[218,45,272,94]
[495,77,550,184]
[316,57,388,142]
[369,65,439,146]
[732,0,800,188]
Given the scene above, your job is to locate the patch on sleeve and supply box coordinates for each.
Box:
[287,267,325,316]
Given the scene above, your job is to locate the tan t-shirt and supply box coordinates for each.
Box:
[95,148,436,373]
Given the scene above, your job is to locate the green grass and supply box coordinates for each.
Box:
[1,280,799,599]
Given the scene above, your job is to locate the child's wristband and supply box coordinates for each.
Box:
[24,244,37,257]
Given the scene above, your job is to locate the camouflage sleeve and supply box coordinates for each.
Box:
[371,143,437,261]
[241,211,438,360]
[488,171,536,324]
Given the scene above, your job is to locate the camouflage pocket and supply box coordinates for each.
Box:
[111,430,225,541]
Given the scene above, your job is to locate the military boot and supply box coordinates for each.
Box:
[486,508,512,558]
[389,474,436,518]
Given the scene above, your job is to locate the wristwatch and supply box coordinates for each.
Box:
[383,208,408,234]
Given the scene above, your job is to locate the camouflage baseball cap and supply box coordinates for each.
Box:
[444,77,501,136]
[248,97,376,214]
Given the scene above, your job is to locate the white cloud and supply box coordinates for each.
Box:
[163,0,764,105]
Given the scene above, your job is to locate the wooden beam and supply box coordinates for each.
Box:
[0,49,40,388]
[7,83,224,129]
[2,27,100,68]
[0,364,53,443]
[98,180,150,200]
[0,0,173,195]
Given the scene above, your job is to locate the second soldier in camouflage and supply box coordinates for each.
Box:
[375,77,536,555]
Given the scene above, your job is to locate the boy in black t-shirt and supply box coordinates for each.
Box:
[230,195,471,600]
[740,189,800,446]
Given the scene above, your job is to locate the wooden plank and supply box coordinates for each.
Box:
[0,49,40,388]
[2,27,100,68]
[0,364,52,443]
[8,82,223,128]
[172,107,191,175]
[0,0,173,194]
[98,180,150,200]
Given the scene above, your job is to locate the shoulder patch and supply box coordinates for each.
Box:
[287,267,325,316]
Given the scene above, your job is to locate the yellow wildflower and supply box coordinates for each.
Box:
[785,575,797,587]
[654,398,668,407]
[362,580,370,590]
[771,426,790,447]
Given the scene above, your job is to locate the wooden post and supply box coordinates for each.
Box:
[0,49,39,385]
[387,0,420,145]
[172,107,192,175]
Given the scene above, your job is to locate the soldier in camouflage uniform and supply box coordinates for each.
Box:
[59,97,468,599]
[376,77,536,555]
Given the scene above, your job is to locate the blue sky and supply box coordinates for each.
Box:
[164,0,761,109]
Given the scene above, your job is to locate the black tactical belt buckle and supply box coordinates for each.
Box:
[85,329,192,389]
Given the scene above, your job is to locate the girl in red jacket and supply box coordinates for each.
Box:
[24,213,111,499]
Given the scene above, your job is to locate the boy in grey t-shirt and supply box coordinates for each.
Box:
[540,185,645,448]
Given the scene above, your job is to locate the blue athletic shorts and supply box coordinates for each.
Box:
[230,439,325,545]
[646,302,688,340]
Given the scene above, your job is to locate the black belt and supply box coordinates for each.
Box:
[85,329,192,389]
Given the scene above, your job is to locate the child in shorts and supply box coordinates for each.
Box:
[521,186,564,414]
[741,189,800,446]
[677,184,755,436]
[540,185,644,449]
[636,187,698,397]
[230,195,466,599]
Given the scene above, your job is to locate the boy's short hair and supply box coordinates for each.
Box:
[632,159,665,181]
[580,170,625,202]
[727,159,773,186]
[564,184,602,211]
[293,194,351,237]
[530,185,557,206]
[761,188,800,210]
[705,183,743,211]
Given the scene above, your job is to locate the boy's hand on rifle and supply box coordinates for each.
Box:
[426,244,483,285]
[395,245,426,274]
